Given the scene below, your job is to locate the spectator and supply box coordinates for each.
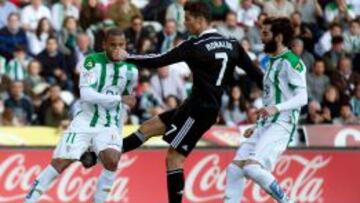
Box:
[222,85,249,127]
[315,22,342,56]
[27,17,56,56]
[333,102,360,124]
[350,82,360,117]
[74,33,93,70]
[150,66,187,102]
[304,100,330,124]
[21,0,51,32]
[134,80,163,122]
[322,85,341,119]
[23,60,45,93]
[290,11,315,52]
[323,36,347,74]
[236,0,261,28]
[203,0,231,21]
[0,54,5,75]
[307,59,330,103]
[156,19,182,53]
[325,0,355,25]
[124,15,151,54]
[217,11,245,42]
[137,37,156,54]
[51,0,79,31]
[348,0,360,16]
[0,13,28,60]
[166,0,187,33]
[36,37,73,91]
[331,56,360,98]
[79,0,104,30]
[291,38,314,71]
[294,0,323,25]
[4,80,34,125]
[263,0,295,18]
[107,0,142,30]
[240,38,256,61]
[44,98,70,127]
[246,12,267,54]
[58,16,82,55]
[238,106,258,125]
[164,94,180,110]
[0,0,17,29]
[343,19,360,54]
[37,84,62,124]
[5,46,31,81]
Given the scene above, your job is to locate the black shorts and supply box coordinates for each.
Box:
[159,100,219,156]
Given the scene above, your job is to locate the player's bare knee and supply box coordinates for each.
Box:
[166,149,185,169]
[51,159,74,173]
[139,116,166,138]
[99,149,121,171]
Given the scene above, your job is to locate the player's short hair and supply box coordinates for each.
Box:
[263,17,294,47]
[184,2,211,22]
[104,28,125,40]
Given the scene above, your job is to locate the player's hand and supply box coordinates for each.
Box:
[256,106,279,119]
[122,95,136,108]
[118,49,128,61]
[243,127,254,138]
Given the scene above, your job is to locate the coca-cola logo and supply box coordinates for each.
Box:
[334,128,360,147]
[0,154,136,203]
[185,153,331,203]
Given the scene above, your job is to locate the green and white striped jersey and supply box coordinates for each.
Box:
[72,52,138,132]
[0,55,6,76]
[261,50,307,126]
[4,58,29,80]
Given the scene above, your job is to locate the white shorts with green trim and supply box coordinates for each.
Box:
[53,127,122,160]
[234,122,293,171]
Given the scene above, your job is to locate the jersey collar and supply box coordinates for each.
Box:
[269,48,290,60]
[199,28,218,37]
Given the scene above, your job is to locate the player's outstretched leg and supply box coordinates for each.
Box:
[24,159,74,203]
[224,162,246,203]
[243,161,293,203]
[166,148,186,203]
[122,116,165,153]
[94,148,121,203]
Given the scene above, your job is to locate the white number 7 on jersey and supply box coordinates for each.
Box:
[215,52,228,86]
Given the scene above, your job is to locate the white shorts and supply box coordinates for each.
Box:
[53,128,122,160]
[234,122,293,171]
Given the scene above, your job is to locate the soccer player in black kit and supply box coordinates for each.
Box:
[83,2,263,203]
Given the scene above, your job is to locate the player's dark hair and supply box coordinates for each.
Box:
[263,17,294,47]
[104,28,124,40]
[184,2,211,22]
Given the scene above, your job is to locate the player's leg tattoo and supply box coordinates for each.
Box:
[224,162,246,203]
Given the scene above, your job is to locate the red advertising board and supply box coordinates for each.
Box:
[304,125,360,147]
[0,148,359,203]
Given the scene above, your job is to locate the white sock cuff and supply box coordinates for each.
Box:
[102,169,116,178]
[47,165,60,176]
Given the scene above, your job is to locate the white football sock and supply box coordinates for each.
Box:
[224,163,246,203]
[94,169,116,203]
[24,165,59,203]
[243,164,292,203]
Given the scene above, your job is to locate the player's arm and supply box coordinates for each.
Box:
[274,62,308,112]
[79,57,120,108]
[122,66,139,108]
[125,40,191,68]
[236,44,264,89]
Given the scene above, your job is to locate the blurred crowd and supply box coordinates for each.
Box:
[1,0,360,128]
